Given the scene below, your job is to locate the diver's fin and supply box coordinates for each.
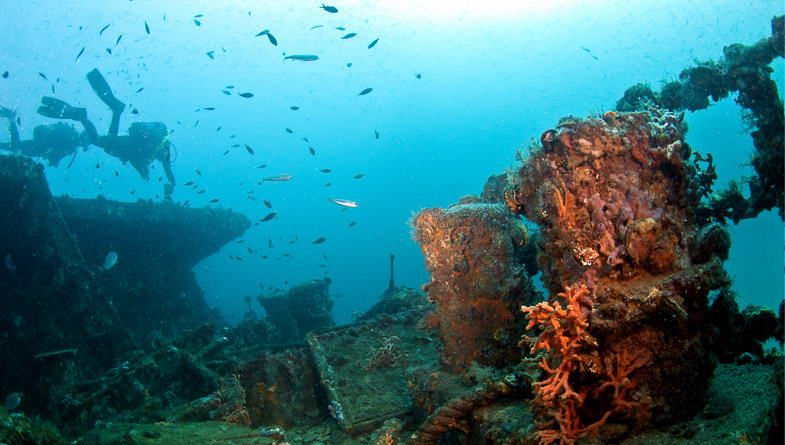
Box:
[87,69,125,113]
[37,96,87,121]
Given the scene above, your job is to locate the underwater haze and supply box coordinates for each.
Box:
[1,0,782,324]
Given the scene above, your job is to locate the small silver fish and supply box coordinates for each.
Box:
[102,251,119,271]
[262,175,294,183]
[329,198,359,208]
[4,392,21,411]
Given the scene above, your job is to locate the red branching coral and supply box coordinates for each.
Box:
[522,284,651,445]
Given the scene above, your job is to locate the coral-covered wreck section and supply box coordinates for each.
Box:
[509,110,732,443]
[413,203,538,371]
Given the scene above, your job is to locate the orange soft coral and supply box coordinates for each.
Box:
[523,285,652,445]
[522,284,596,444]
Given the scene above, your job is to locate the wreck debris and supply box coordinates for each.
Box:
[258,278,335,343]
[407,372,531,445]
[307,309,438,434]
[0,155,134,417]
[413,203,538,371]
[512,110,732,443]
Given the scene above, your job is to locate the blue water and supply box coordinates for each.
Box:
[1,0,782,324]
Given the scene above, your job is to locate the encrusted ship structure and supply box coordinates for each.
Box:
[1,14,783,445]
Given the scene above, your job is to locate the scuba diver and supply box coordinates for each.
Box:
[0,106,85,168]
[0,69,176,197]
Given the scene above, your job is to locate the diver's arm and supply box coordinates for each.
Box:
[162,157,175,199]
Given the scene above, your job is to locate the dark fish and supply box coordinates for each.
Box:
[239,92,254,98]
[245,144,255,155]
[217,126,222,131]
[348,221,357,227]
[375,130,379,139]
[193,19,201,26]
[226,85,235,89]
[590,54,599,61]
[309,147,316,156]
[260,212,278,222]
[135,87,144,93]
[99,24,111,35]
[353,173,365,179]
[206,51,215,59]
[302,137,309,142]
[203,107,215,111]
[131,108,139,115]
[347,62,352,67]
[51,85,56,94]
[255,30,268,37]
[38,72,48,80]
[358,87,373,95]
[266,32,277,46]
[284,54,319,62]
[581,46,591,53]
[223,150,230,155]
[415,73,422,79]
[114,170,119,177]
[144,21,150,34]
[231,144,240,147]
[290,106,299,110]
[247,247,253,254]
[222,90,231,95]
[285,128,293,134]
[194,14,204,18]
[184,181,195,186]
[310,25,324,30]
[324,182,332,187]
[367,38,379,49]
[320,4,338,13]
[197,190,206,194]
[1,71,8,79]
[263,199,272,208]
[116,34,123,46]
[76,47,85,61]
[256,164,267,168]
[210,198,219,203]
[335,27,346,30]
[106,48,112,54]
[312,237,327,244]
[341,32,357,39]
[268,239,273,247]
[319,168,331,173]
[196,169,202,175]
